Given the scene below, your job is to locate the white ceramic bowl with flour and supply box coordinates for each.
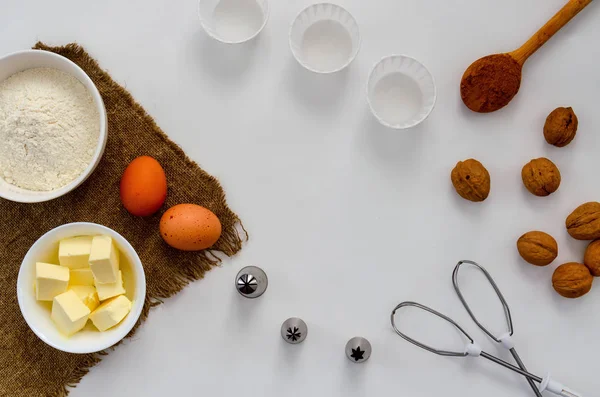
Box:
[0,50,107,203]
[367,55,436,129]
[198,0,270,44]
[290,3,360,74]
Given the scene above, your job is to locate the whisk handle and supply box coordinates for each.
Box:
[541,374,582,397]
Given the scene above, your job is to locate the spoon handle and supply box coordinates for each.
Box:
[511,0,593,65]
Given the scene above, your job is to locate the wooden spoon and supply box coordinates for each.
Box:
[460,0,593,113]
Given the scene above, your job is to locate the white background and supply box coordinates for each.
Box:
[2,0,600,396]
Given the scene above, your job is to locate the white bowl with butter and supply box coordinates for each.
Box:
[17,222,146,354]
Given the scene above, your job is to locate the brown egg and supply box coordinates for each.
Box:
[120,156,167,217]
[159,204,222,251]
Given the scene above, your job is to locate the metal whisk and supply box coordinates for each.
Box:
[453,260,541,397]
[390,260,583,397]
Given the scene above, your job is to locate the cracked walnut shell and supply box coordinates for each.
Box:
[521,158,561,197]
[566,202,600,240]
[544,107,578,147]
[584,240,600,277]
[552,262,593,298]
[451,159,490,202]
[517,231,558,266]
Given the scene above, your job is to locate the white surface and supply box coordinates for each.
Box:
[17,223,146,354]
[367,55,436,129]
[1,0,600,395]
[0,50,107,203]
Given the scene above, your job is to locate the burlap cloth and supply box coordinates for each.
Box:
[0,43,245,397]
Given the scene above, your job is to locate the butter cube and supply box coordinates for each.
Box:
[35,262,69,301]
[89,236,120,284]
[51,290,91,336]
[69,285,100,311]
[58,236,93,269]
[70,268,95,286]
[95,271,126,301]
[89,295,132,332]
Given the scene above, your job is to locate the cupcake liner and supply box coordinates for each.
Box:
[198,0,269,44]
[367,55,436,129]
[290,3,360,73]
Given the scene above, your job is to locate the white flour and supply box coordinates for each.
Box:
[0,67,100,191]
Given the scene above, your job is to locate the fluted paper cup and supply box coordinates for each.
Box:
[198,0,269,44]
[367,55,436,129]
[290,3,360,74]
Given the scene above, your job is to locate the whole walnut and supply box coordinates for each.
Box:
[552,262,593,298]
[517,231,558,266]
[451,159,490,202]
[566,202,600,240]
[584,240,600,276]
[521,158,561,197]
[544,107,578,147]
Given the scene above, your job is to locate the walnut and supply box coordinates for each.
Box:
[566,202,600,240]
[552,262,593,298]
[544,107,578,147]
[451,159,490,202]
[517,231,558,266]
[584,240,600,276]
[521,158,561,197]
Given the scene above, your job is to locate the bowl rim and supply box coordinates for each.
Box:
[197,0,270,45]
[366,54,437,130]
[0,49,108,203]
[289,2,362,74]
[17,222,146,354]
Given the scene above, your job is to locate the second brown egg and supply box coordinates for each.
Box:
[160,204,222,251]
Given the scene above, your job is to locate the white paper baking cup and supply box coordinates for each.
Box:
[367,55,436,129]
[198,0,269,44]
[290,3,360,74]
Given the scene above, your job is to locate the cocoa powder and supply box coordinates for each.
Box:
[460,54,522,113]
